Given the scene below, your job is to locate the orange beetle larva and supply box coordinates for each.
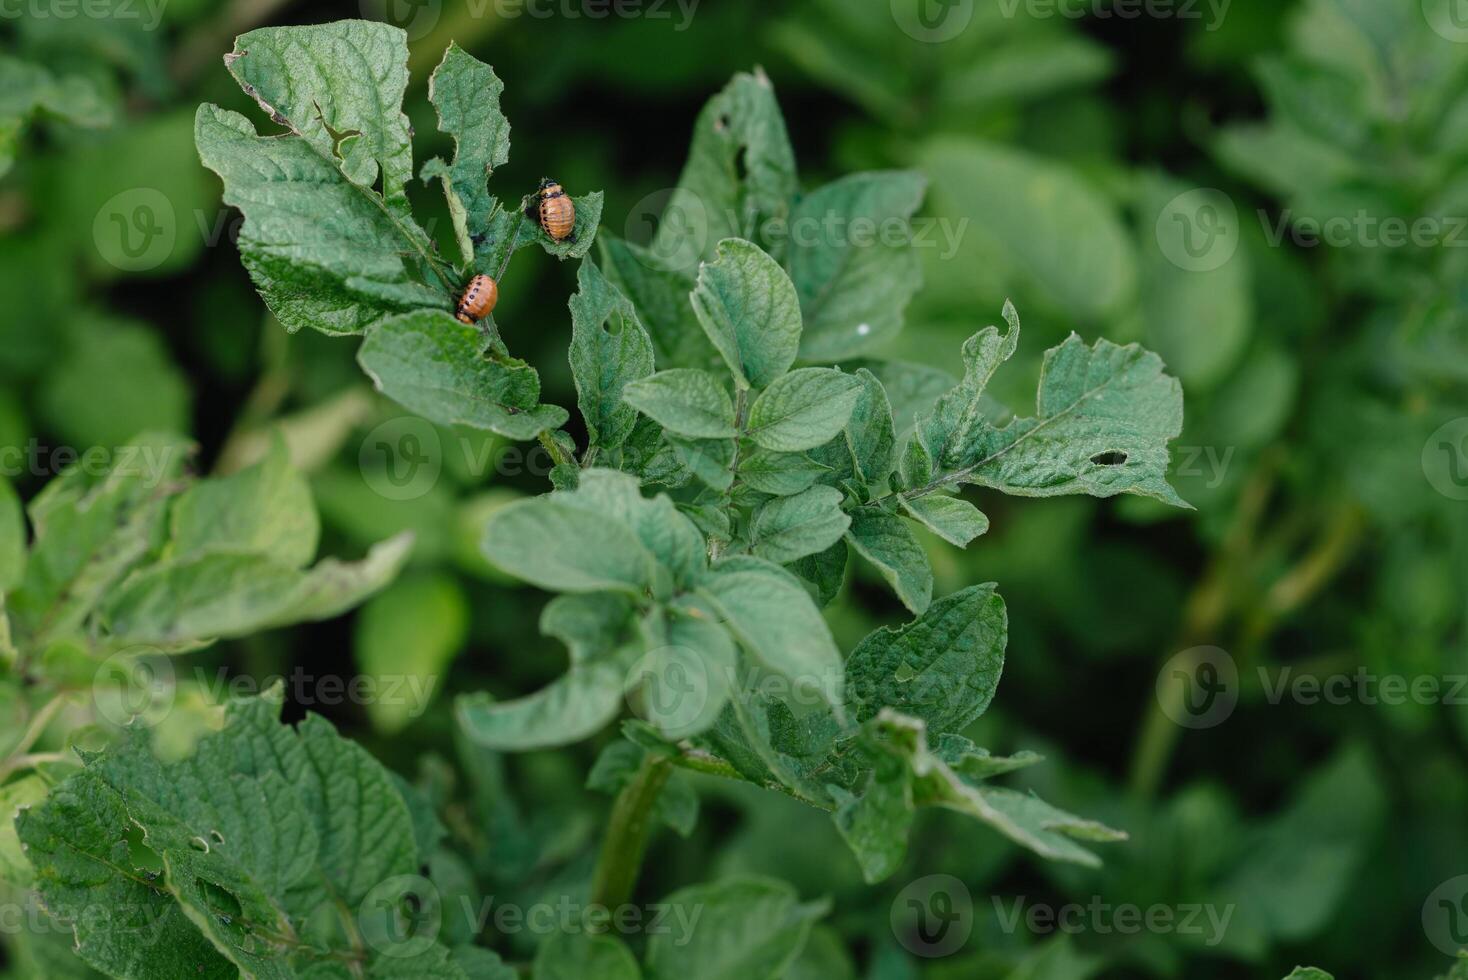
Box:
[455,274,498,324]
[534,178,577,243]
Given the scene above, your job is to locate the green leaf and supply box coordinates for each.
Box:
[738,450,832,496]
[749,486,850,565]
[17,688,448,979]
[457,593,637,750]
[919,137,1136,320]
[225,22,416,214]
[39,321,191,450]
[354,572,469,733]
[789,171,926,360]
[667,435,736,492]
[420,43,510,264]
[904,301,1020,490]
[102,532,413,647]
[195,104,445,336]
[844,583,1006,733]
[1282,971,1333,980]
[906,305,1187,507]
[844,367,897,490]
[692,239,803,389]
[1217,745,1385,943]
[699,663,843,803]
[833,710,1124,882]
[898,495,989,547]
[598,234,716,369]
[787,539,848,608]
[168,436,318,569]
[656,71,797,270]
[697,557,844,711]
[632,601,738,739]
[474,187,605,274]
[622,369,736,439]
[782,926,856,980]
[1138,173,1253,390]
[568,470,708,589]
[0,774,46,886]
[747,369,864,452]
[358,311,568,439]
[453,946,518,980]
[481,497,654,595]
[845,509,932,615]
[645,877,825,980]
[569,260,656,450]
[0,476,24,592]
[846,359,954,438]
[9,433,191,646]
[0,57,113,170]
[534,931,642,980]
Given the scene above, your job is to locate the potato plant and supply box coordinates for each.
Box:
[0,17,1193,978]
[0,3,1463,979]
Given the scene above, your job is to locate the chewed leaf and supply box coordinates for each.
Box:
[195,105,447,336]
[422,43,511,263]
[657,70,798,270]
[569,260,656,451]
[902,303,1188,507]
[356,310,568,439]
[832,710,1125,882]
[16,687,447,978]
[225,21,416,211]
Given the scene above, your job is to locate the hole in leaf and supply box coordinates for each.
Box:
[209,829,226,846]
[189,836,210,853]
[199,880,243,922]
[1090,451,1128,467]
[734,146,750,182]
[124,825,163,875]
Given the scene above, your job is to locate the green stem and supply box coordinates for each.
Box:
[537,430,571,471]
[589,754,672,910]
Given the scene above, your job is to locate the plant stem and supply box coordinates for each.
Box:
[589,754,671,910]
[1127,450,1279,800]
[537,430,571,470]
